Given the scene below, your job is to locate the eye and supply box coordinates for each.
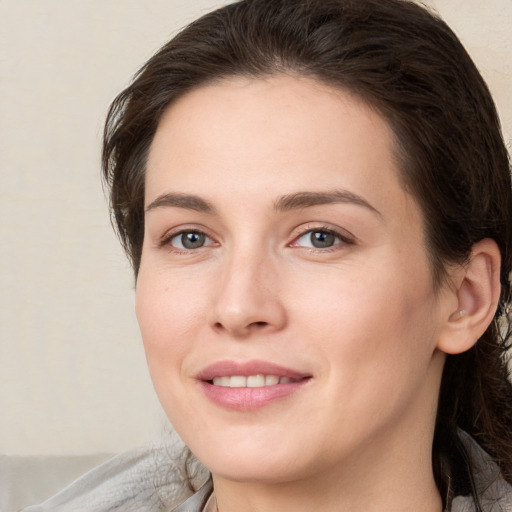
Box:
[168,230,214,250]
[293,229,348,249]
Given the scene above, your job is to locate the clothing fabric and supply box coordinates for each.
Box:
[21,431,511,512]
[20,436,210,512]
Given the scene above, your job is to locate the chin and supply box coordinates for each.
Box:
[184,430,320,484]
[204,457,309,485]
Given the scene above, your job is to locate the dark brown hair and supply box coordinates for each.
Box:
[102,0,512,508]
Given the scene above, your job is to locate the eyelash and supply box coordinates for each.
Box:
[159,225,354,253]
[291,226,354,251]
[160,228,217,253]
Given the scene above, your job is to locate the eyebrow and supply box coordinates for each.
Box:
[145,193,217,214]
[273,190,382,216]
[145,189,381,217]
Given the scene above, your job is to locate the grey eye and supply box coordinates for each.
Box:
[295,230,340,249]
[171,231,211,249]
[310,231,336,248]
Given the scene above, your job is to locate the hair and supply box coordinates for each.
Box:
[102,0,512,508]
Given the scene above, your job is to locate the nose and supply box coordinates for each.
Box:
[210,251,287,339]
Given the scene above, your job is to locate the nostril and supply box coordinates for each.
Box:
[212,320,269,336]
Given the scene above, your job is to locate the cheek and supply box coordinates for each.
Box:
[136,264,206,339]
[135,273,205,425]
[135,267,207,389]
[290,260,439,386]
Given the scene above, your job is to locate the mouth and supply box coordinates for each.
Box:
[211,375,302,387]
[197,360,312,410]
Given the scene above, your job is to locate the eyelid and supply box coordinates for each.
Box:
[156,222,355,252]
[159,225,219,250]
[289,224,356,249]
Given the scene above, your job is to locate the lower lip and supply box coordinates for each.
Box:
[199,379,310,411]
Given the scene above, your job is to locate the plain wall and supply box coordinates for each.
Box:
[1,0,511,458]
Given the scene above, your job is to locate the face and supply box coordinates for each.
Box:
[137,75,450,485]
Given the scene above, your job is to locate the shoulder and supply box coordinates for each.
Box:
[451,430,512,512]
[20,439,210,512]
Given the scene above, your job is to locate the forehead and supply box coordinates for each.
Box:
[146,75,402,200]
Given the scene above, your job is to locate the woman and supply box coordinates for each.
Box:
[25,0,512,510]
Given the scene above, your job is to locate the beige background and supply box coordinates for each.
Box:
[1,0,511,460]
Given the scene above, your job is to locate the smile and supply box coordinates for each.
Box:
[198,361,311,410]
[212,375,298,387]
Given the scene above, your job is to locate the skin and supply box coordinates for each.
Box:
[136,75,466,512]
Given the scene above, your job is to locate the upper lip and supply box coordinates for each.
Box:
[197,360,310,381]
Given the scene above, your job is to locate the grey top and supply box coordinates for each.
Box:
[21,431,512,512]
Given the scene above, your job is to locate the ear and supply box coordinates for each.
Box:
[437,239,501,355]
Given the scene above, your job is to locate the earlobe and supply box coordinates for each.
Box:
[437,239,501,355]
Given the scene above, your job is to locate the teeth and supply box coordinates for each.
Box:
[230,376,247,388]
[219,376,230,387]
[212,375,297,388]
[265,375,279,386]
[247,375,265,387]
